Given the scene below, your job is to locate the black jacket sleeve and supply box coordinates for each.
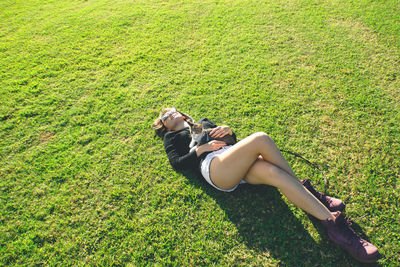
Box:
[231,131,237,143]
[163,134,199,171]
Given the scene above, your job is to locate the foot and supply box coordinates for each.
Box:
[320,211,381,263]
[301,179,345,212]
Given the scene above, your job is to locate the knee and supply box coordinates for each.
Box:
[267,164,289,187]
[256,162,286,187]
[252,131,274,144]
[267,163,284,178]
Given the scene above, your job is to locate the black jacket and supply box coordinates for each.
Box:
[163,117,238,173]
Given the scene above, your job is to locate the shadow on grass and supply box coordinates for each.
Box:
[179,169,381,266]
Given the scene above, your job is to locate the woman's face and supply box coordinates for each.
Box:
[162,109,185,131]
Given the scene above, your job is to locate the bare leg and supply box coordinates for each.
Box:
[252,138,298,179]
[209,132,334,221]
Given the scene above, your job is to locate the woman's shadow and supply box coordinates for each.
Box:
[178,168,381,266]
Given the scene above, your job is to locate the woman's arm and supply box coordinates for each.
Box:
[220,125,233,135]
[201,118,236,139]
[216,125,237,142]
[164,137,199,171]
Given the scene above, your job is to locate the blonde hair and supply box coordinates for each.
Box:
[152,107,195,139]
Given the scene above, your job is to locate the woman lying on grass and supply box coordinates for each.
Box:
[152,107,380,263]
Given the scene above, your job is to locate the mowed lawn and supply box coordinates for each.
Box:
[1,0,399,265]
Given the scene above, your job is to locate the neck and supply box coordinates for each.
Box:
[171,120,190,131]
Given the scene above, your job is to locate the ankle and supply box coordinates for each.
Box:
[320,211,338,222]
[319,212,335,221]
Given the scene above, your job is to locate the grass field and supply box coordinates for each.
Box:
[1,0,399,265]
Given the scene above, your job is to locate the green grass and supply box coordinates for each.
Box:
[1,0,399,265]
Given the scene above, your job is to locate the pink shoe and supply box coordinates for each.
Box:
[301,179,345,212]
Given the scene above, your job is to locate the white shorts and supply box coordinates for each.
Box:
[200,145,247,192]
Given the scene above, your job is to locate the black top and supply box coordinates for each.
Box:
[163,117,237,174]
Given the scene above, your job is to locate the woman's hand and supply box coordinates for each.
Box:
[198,140,227,154]
[209,125,232,138]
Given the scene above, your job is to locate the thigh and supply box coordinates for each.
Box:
[209,132,264,190]
[242,158,285,187]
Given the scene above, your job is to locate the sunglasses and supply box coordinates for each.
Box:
[161,108,178,121]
